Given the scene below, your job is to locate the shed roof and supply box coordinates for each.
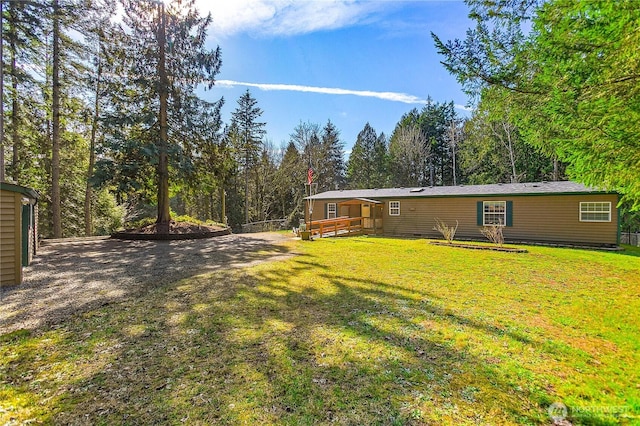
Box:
[0,182,39,200]
[306,181,614,201]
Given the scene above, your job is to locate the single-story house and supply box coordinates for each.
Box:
[1,182,39,286]
[305,181,619,246]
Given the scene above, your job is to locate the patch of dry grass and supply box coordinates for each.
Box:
[1,237,639,425]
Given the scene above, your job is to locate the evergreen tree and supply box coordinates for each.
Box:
[320,119,345,191]
[198,120,234,225]
[419,100,456,186]
[47,0,98,237]
[346,123,388,189]
[433,0,640,208]
[106,0,222,232]
[82,1,117,236]
[3,0,43,184]
[1,0,115,237]
[230,89,266,224]
[220,124,244,229]
[274,141,304,224]
[254,142,278,222]
[50,0,63,237]
[459,89,564,185]
[372,132,389,187]
[177,94,225,218]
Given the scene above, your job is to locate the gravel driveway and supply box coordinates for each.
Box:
[0,232,294,335]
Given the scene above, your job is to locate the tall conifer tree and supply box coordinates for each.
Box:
[113,0,221,231]
[347,123,388,189]
[230,90,266,224]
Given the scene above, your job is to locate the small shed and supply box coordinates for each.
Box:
[1,182,39,286]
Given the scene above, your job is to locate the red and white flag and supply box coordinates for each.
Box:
[307,167,313,185]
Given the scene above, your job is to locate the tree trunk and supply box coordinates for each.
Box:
[0,0,4,182]
[51,0,62,238]
[10,32,20,183]
[500,121,518,183]
[452,144,457,186]
[255,168,262,221]
[85,44,102,236]
[507,135,517,183]
[429,158,435,187]
[244,147,249,224]
[219,184,226,226]
[448,121,458,186]
[43,28,53,234]
[208,191,214,221]
[156,3,171,233]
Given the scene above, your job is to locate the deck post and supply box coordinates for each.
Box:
[373,205,376,235]
[309,200,313,239]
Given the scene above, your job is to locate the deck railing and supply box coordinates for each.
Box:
[307,216,363,238]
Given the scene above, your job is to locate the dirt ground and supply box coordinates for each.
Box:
[0,232,294,335]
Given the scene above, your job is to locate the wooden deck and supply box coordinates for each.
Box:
[307,216,364,238]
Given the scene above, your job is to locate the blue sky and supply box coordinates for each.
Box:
[195,0,474,154]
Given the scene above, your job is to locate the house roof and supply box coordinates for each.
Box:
[306,181,615,201]
[337,198,383,205]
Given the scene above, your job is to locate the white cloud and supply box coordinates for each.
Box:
[200,0,392,37]
[455,104,473,112]
[217,79,472,111]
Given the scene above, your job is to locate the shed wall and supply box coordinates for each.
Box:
[0,190,22,286]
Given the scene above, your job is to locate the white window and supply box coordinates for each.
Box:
[483,201,506,226]
[580,202,611,222]
[327,203,337,219]
[389,201,400,216]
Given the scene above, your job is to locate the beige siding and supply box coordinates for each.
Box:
[307,201,360,222]
[507,195,618,244]
[310,193,619,245]
[384,194,618,245]
[383,197,474,237]
[0,190,22,286]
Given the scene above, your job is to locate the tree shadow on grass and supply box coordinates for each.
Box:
[1,252,581,425]
[3,244,629,425]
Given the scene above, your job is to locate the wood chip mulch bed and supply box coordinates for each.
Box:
[111,221,231,240]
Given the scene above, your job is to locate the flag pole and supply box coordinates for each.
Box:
[307,167,314,240]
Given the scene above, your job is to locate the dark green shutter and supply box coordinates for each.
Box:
[506,201,513,227]
[324,203,328,219]
[477,201,483,226]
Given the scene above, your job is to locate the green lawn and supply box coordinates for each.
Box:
[2,237,639,425]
